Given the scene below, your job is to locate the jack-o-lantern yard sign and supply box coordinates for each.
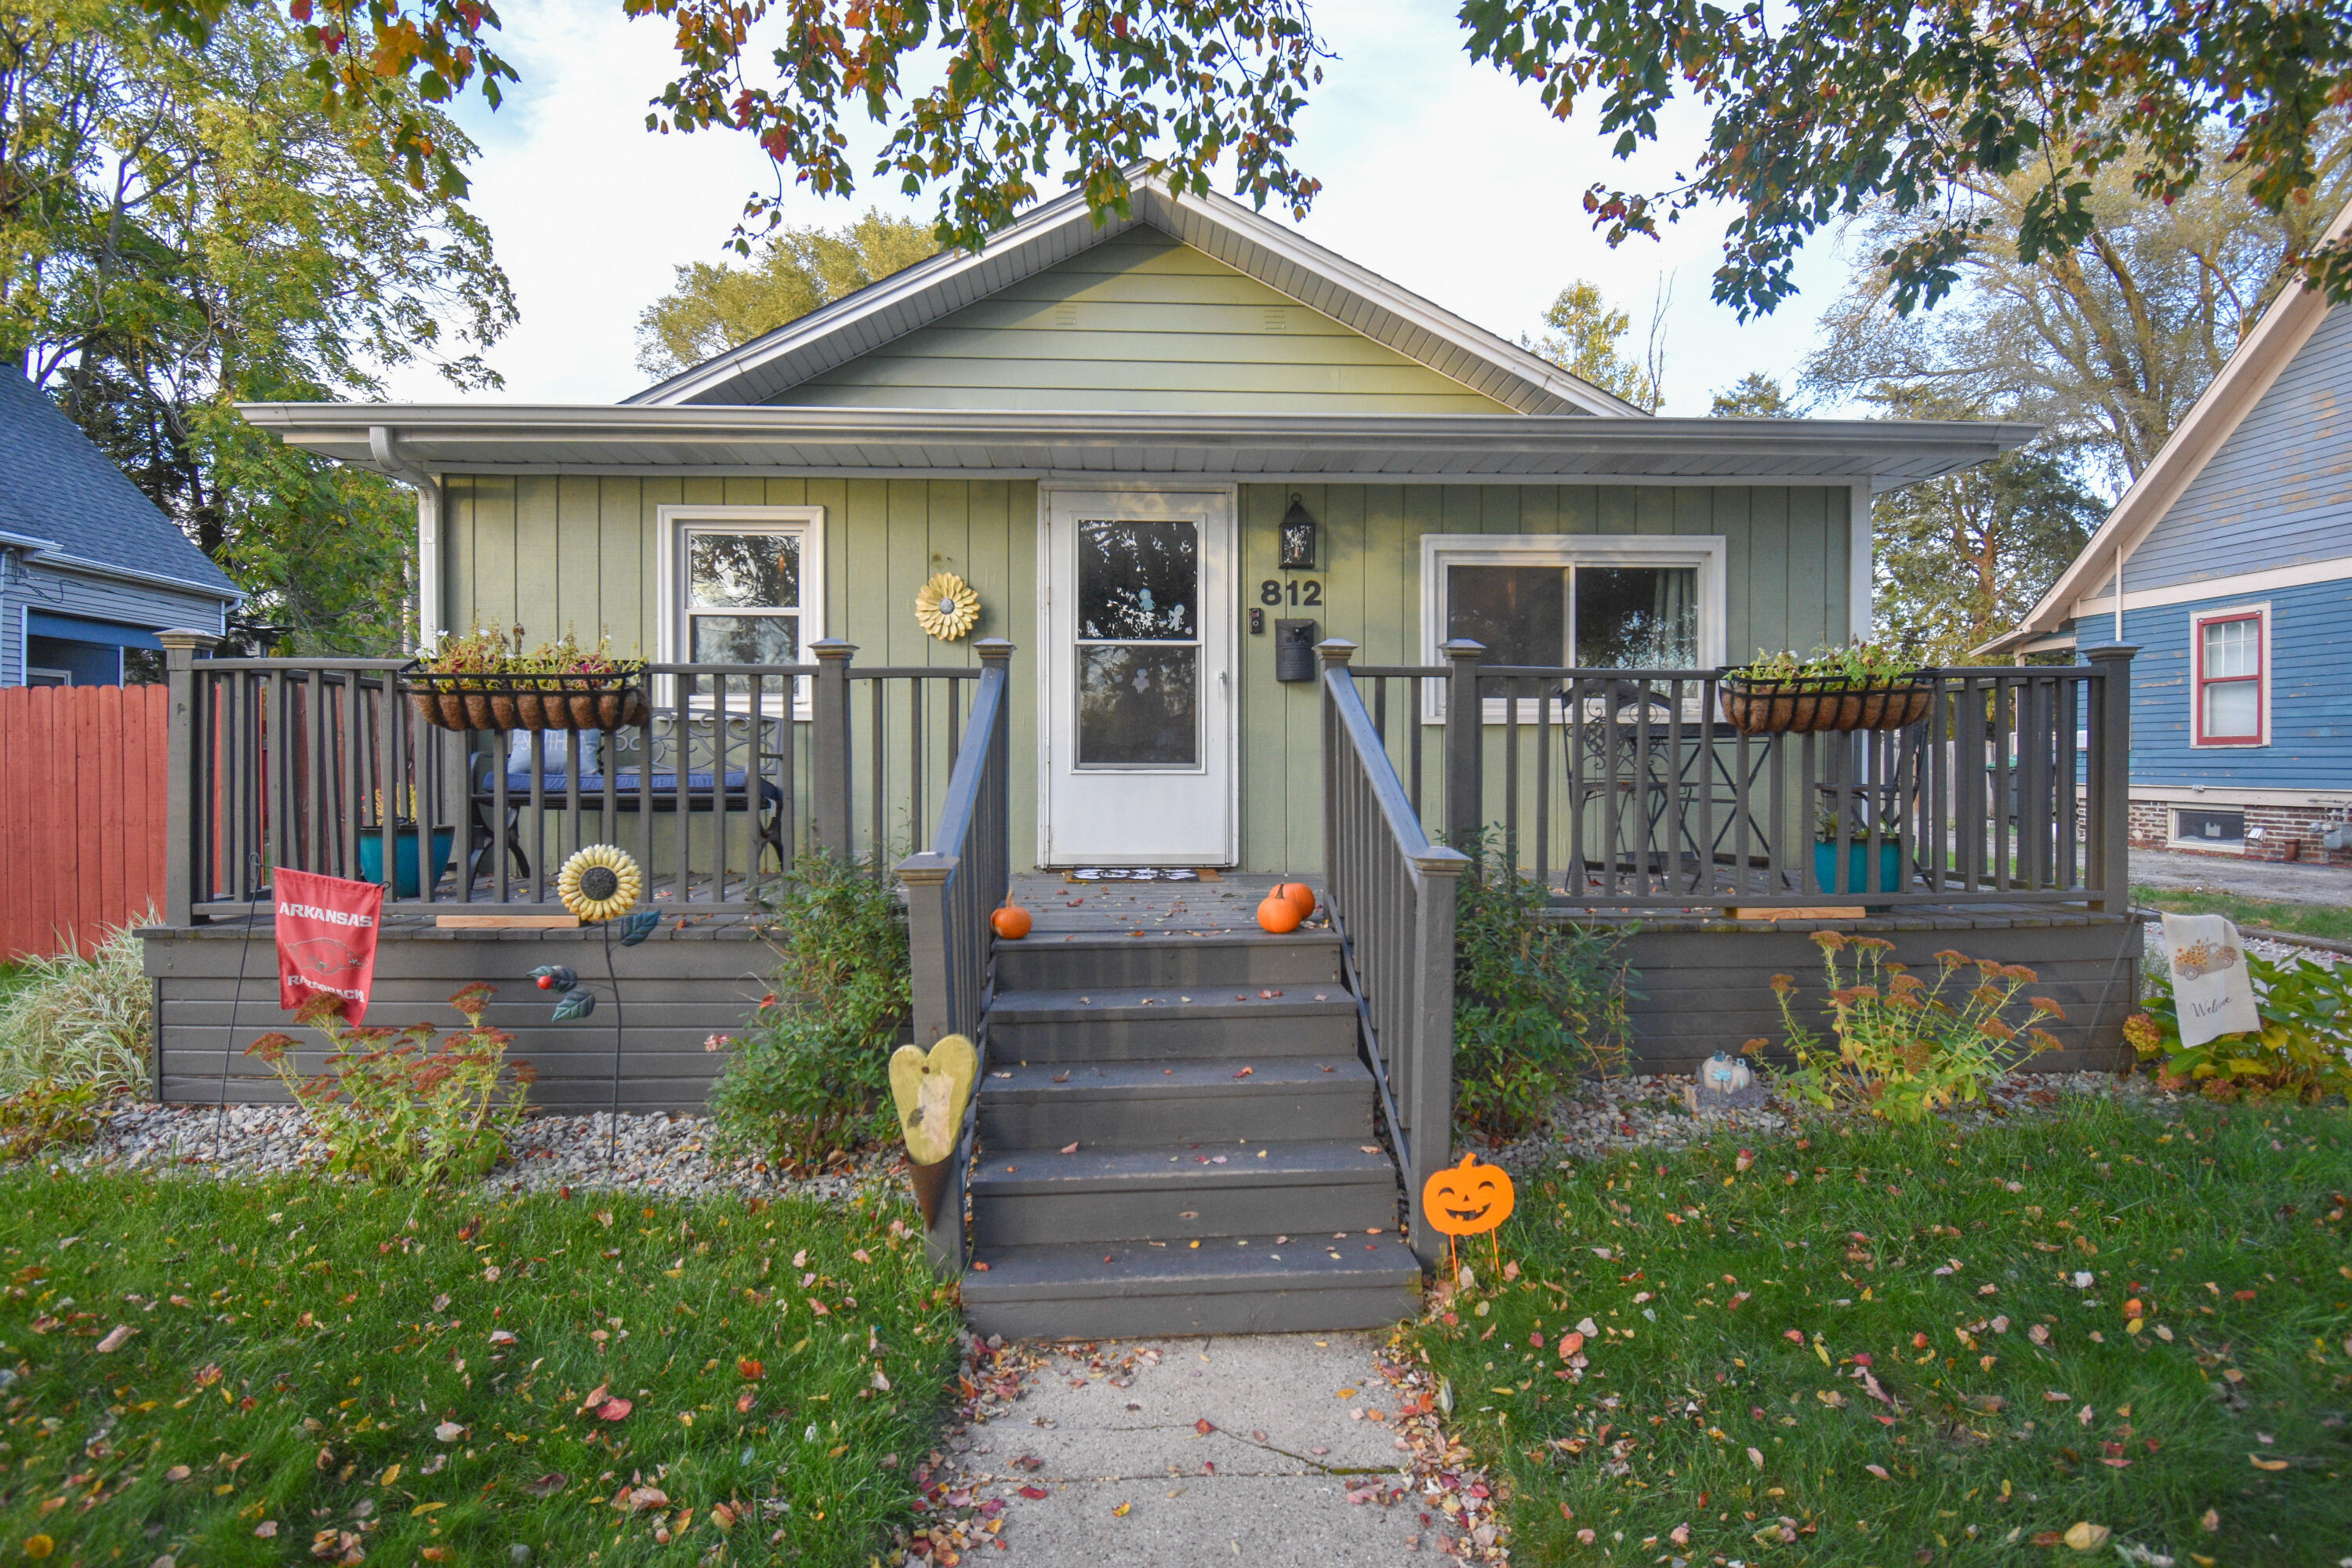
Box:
[1423,1152,1515,1235]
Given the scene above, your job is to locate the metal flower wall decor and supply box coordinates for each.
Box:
[914,572,982,641]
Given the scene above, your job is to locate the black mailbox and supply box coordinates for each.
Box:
[1274,619,1318,682]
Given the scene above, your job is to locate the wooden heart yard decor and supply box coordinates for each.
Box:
[1421,1151,1517,1280]
[891,1034,978,1226]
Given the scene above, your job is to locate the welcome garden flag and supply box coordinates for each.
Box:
[275,866,385,1024]
[2160,912,2261,1048]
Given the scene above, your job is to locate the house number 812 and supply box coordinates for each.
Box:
[1260,579,1322,607]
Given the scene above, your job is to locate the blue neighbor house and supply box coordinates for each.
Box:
[0,370,240,688]
[1987,201,2352,865]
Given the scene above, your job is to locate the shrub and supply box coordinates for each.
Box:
[0,1080,102,1160]
[245,984,535,1185]
[709,852,910,1167]
[1740,640,1922,684]
[0,916,154,1097]
[1452,836,1633,1142]
[2126,953,2352,1104]
[1767,931,2062,1120]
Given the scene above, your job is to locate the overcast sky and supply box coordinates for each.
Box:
[380,0,1857,415]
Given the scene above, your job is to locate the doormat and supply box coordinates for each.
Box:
[1062,868,1220,882]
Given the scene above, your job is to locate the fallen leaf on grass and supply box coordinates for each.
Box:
[1747,1448,1763,1469]
[624,1487,669,1513]
[2062,1522,2111,1551]
[523,1473,568,1498]
[433,1421,466,1443]
[738,1357,764,1380]
[95,1325,134,1353]
[1864,1464,1889,1479]
[597,1399,632,1421]
[252,1522,278,1539]
[163,1466,191,1483]
[20,1537,50,1560]
[2249,1454,2290,1472]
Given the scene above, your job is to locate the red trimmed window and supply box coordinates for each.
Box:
[2193,610,2264,745]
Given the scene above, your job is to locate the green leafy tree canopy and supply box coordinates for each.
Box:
[1522,279,1661,411]
[636,209,939,379]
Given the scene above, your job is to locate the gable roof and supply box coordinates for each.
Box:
[626,177,1643,417]
[0,371,239,602]
[1980,199,2352,655]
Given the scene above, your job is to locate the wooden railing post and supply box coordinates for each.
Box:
[898,851,956,1045]
[2084,644,2138,912]
[158,630,217,926]
[1441,639,1485,853]
[1406,845,1469,1270]
[810,639,855,862]
[1316,639,1357,875]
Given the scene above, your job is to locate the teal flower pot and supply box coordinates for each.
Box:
[1813,839,1904,898]
[358,824,456,897]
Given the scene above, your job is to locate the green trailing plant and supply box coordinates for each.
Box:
[245,984,535,1185]
[709,852,912,1168]
[2126,955,2352,1104]
[1451,832,1634,1142]
[1740,641,1923,684]
[0,918,154,1098]
[417,625,636,681]
[1766,932,2063,1120]
[0,1080,102,1160]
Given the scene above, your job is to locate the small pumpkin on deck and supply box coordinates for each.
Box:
[989,901,1033,940]
[1255,893,1303,934]
[1274,882,1318,920]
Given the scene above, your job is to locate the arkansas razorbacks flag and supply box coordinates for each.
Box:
[275,867,385,1024]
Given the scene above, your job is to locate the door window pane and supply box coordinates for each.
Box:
[2203,679,2258,739]
[1446,566,1563,666]
[1575,566,1699,668]
[690,614,799,666]
[1078,645,1199,765]
[1079,520,1197,640]
[688,532,799,609]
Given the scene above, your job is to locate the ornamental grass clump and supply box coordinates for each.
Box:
[1766,931,2063,1121]
[0,916,154,1098]
[245,983,535,1185]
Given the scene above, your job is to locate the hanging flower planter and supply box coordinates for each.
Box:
[1719,644,1931,735]
[402,626,648,731]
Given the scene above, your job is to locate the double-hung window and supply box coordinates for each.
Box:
[1421,535,1727,720]
[657,506,825,713]
[2190,605,2266,746]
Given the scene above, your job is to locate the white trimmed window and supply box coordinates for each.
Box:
[655,505,825,713]
[2190,604,2267,747]
[1420,534,1727,720]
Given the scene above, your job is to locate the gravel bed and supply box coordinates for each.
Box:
[2141,918,2340,970]
[25,1100,899,1203]
[1486,1068,2154,1176]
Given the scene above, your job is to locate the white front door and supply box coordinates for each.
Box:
[1040,486,1237,866]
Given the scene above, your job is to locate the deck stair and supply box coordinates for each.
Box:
[959,924,1423,1338]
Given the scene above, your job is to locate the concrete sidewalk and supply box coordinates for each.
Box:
[931,1333,1476,1565]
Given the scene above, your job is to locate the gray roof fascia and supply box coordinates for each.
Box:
[28,546,245,603]
[241,403,2033,488]
[622,179,1637,417]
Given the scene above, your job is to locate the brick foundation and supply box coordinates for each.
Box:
[2129,798,2352,865]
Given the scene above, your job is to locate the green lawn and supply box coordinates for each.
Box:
[1417,1098,2352,1565]
[2133,886,2352,944]
[0,1175,961,1566]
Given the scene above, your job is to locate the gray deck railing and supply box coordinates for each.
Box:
[1339,641,2135,912]
[1318,641,1469,1270]
[162,637,989,921]
[896,639,1014,1278]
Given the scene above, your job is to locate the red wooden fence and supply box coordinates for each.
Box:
[0,684,169,960]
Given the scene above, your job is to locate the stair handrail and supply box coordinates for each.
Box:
[896,638,1015,1279]
[1317,640,1468,1269]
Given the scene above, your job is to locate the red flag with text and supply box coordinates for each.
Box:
[275,867,384,1024]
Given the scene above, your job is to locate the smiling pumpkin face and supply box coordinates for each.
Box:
[1422,1152,1515,1236]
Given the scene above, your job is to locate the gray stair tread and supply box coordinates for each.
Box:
[980,1056,1371,1102]
[991,986,1356,1020]
[964,1230,1421,1302]
[1013,931,1341,954]
[969,1138,1396,1195]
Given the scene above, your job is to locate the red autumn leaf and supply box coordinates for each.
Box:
[1018,1486,1050,1500]
[1195,1418,1214,1435]
[597,1398,632,1421]
[738,1357,765,1380]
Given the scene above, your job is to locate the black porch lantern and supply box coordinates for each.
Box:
[1279,492,1319,570]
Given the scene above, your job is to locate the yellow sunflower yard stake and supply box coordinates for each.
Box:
[532,846,659,1181]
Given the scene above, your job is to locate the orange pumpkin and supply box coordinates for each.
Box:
[1421,1152,1515,1236]
[989,902,1033,940]
[1255,893,1303,934]
[1274,882,1317,920]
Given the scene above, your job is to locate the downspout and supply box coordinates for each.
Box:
[369,426,443,652]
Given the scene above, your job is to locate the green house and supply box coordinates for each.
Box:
[244,177,2029,875]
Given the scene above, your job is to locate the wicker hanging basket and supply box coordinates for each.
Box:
[401,662,651,731]
[1718,670,1932,735]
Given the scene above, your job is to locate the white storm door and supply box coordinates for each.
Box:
[1041,488,1236,866]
